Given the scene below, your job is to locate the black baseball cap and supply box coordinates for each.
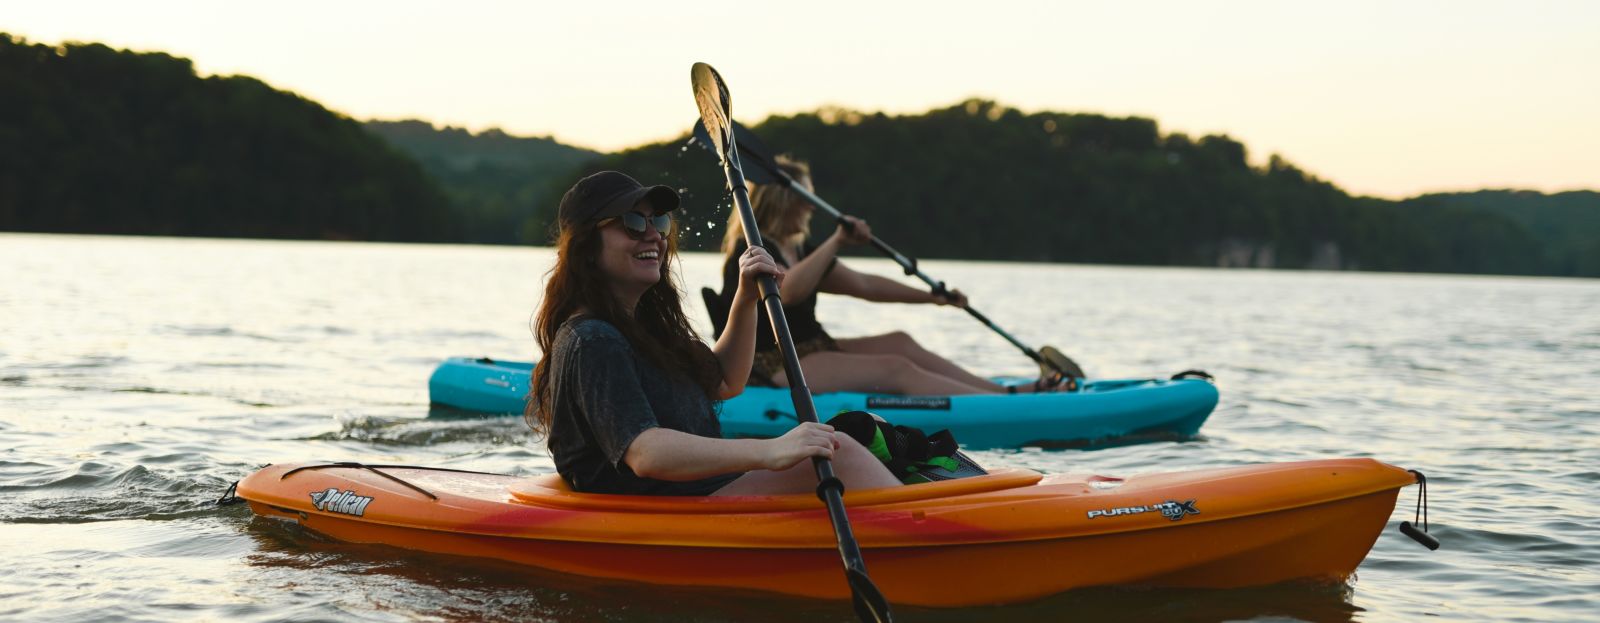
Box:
[557,171,680,230]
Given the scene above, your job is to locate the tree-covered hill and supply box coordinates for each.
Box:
[558,101,1594,277]
[0,33,456,241]
[1405,190,1600,277]
[4,32,1594,278]
[363,120,599,244]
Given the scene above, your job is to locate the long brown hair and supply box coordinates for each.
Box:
[526,216,722,435]
[721,156,813,254]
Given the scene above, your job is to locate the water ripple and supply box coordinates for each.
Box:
[2,236,1596,622]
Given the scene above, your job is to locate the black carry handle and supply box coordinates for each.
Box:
[1400,470,1440,550]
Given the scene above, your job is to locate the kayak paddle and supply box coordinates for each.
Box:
[691,62,893,623]
[692,119,1087,383]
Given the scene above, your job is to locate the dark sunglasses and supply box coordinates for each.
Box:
[602,211,674,239]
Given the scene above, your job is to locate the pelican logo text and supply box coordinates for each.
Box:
[1086,499,1200,522]
[310,488,374,517]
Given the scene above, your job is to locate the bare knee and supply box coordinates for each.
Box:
[830,433,900,489]
[825,435,876,467]
[897,331,936,356]
[832,432,874,460]
[885,330,918,349]
[863,355,934,393]
[884,355,925,379]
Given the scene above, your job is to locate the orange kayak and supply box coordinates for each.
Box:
[237,458,1416,607]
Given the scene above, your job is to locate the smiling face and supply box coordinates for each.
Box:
[596,200,670,311]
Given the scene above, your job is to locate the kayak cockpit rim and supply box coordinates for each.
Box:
[506,468,1047,513]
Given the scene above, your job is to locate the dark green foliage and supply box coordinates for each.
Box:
[552,100,1596,277]
[5,31,1594,278]
[363,120,600,244]
[1405,190,1600,276]
[0,34,456,241]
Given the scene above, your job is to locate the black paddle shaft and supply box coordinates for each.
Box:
[728,148,887,623]
[691,62,893,623]
[726,148,866,526]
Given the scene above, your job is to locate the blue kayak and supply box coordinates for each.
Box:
[429,357,1218,449]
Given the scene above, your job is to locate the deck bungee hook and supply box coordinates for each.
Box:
[279,462,503,502]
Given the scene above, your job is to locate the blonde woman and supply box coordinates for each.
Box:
[717,157,1063,395]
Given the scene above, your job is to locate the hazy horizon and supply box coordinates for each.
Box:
[9,0,1598,199]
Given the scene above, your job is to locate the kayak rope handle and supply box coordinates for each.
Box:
[216,480,244,506]
[1410,470,1429,532]
[1399,469,1440,550]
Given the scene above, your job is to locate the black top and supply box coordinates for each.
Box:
[720,238,837,352]
[544,316,741,496]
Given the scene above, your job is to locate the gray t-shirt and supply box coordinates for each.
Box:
[545,315,741,496]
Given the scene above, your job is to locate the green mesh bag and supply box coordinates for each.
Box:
[826,411,988,484]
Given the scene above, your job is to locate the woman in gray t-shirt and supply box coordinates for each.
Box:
[526,171,901,496]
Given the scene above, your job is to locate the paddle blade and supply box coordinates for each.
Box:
[725,120,785,186]
[690,63,733,162]
[846,566,894,623]
[1039,345,1086,379]
[691,120,783,186]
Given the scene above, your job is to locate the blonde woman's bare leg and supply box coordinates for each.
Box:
[769,351,994,395]
[835,331,1009,391]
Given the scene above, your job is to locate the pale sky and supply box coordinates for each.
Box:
[8,0,1597,198]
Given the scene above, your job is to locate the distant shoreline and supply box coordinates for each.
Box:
[7,231,1594,281]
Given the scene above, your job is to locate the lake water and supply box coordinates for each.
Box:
[2,233,1596,622]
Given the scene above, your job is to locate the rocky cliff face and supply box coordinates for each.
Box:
[1215,238,1276,268]
[1213,239,1350,270]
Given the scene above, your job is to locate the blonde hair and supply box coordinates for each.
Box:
[721,156,813,254]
